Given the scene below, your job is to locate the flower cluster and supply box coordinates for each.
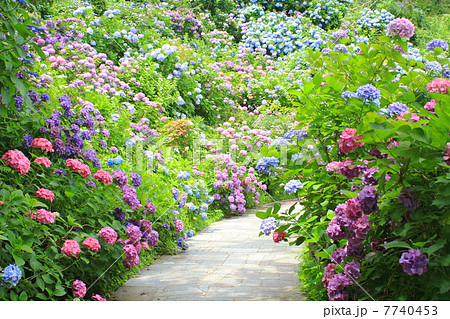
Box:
[399,249,429,276]
[1,150,30,175]
[72,280,86,298]
[426,78,450,94]
[82,238,101,252]
[260,217,277,235]
[284,179,303,195]
[66,159,91,178]
[29,209,56,224]
[1,264,22,287]
[338,128,364,154]
[93,170,113,185]
[34,157,51,167]
[324,186,378,300]
[426,39,448,51]
[35,188,55,201]
[256,156,279,174]
[387,18,415,39]
[61,239,81,257]
[98,227,118,245]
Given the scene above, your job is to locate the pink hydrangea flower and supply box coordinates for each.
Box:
[92,294,106,301]
[98,227,117,245]
[426,78,450,94]
[424,99,437,112]
[93,170,113,184]
[141,242,149,250]
[62,240,81,257]
[175,219,184,233]
[72,280,86,298]
[82,238,101,252]
[387,18,415,39]
[338,128,364,154]
[31,138,54,152]
[29,209,56,224]
[66,158,91,178]
[35,188,55,202]
[1,150,30,175]
[34,157,51,167]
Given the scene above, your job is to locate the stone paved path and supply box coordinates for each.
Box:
[111,200,306,301]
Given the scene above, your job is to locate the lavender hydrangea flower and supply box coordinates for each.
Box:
[260,217,277,236]
[387,102,408,116]
[399,249,429,275]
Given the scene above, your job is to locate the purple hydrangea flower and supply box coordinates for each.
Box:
[357,186,378,214]
[22,134,33,148]
[399,249,429,275]
[130,172,142,187]
[147,230,159,246]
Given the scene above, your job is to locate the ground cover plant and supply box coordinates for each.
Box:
[0,0,449,301]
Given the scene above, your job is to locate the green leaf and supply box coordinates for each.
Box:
[18,291,28,301]
[381,240,412,250]
[426,239,447,255]
[256,211,270,219]
[65,190,76,198]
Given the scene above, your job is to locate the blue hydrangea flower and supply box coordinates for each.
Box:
[284,179,303,195]
[356,84,380,101]
[113,156,123,165]
[172,187,180,200]
[177,170,191,180]
[1,264,22,287]
[341,91,358,99]
[187,230,194,238]
[260,217,277,236]
[256,157,279,174]
[426,39,448,51]
[201,212,208,221]
[387,102,408,116]
[424,61,442,73]
[334,44,349,53]
[177,237,189,250]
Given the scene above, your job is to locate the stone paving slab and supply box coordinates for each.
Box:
[111,200,306,301]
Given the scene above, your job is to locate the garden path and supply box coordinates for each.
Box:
[111,199,306,301]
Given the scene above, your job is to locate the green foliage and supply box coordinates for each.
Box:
[90,0,107,15]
